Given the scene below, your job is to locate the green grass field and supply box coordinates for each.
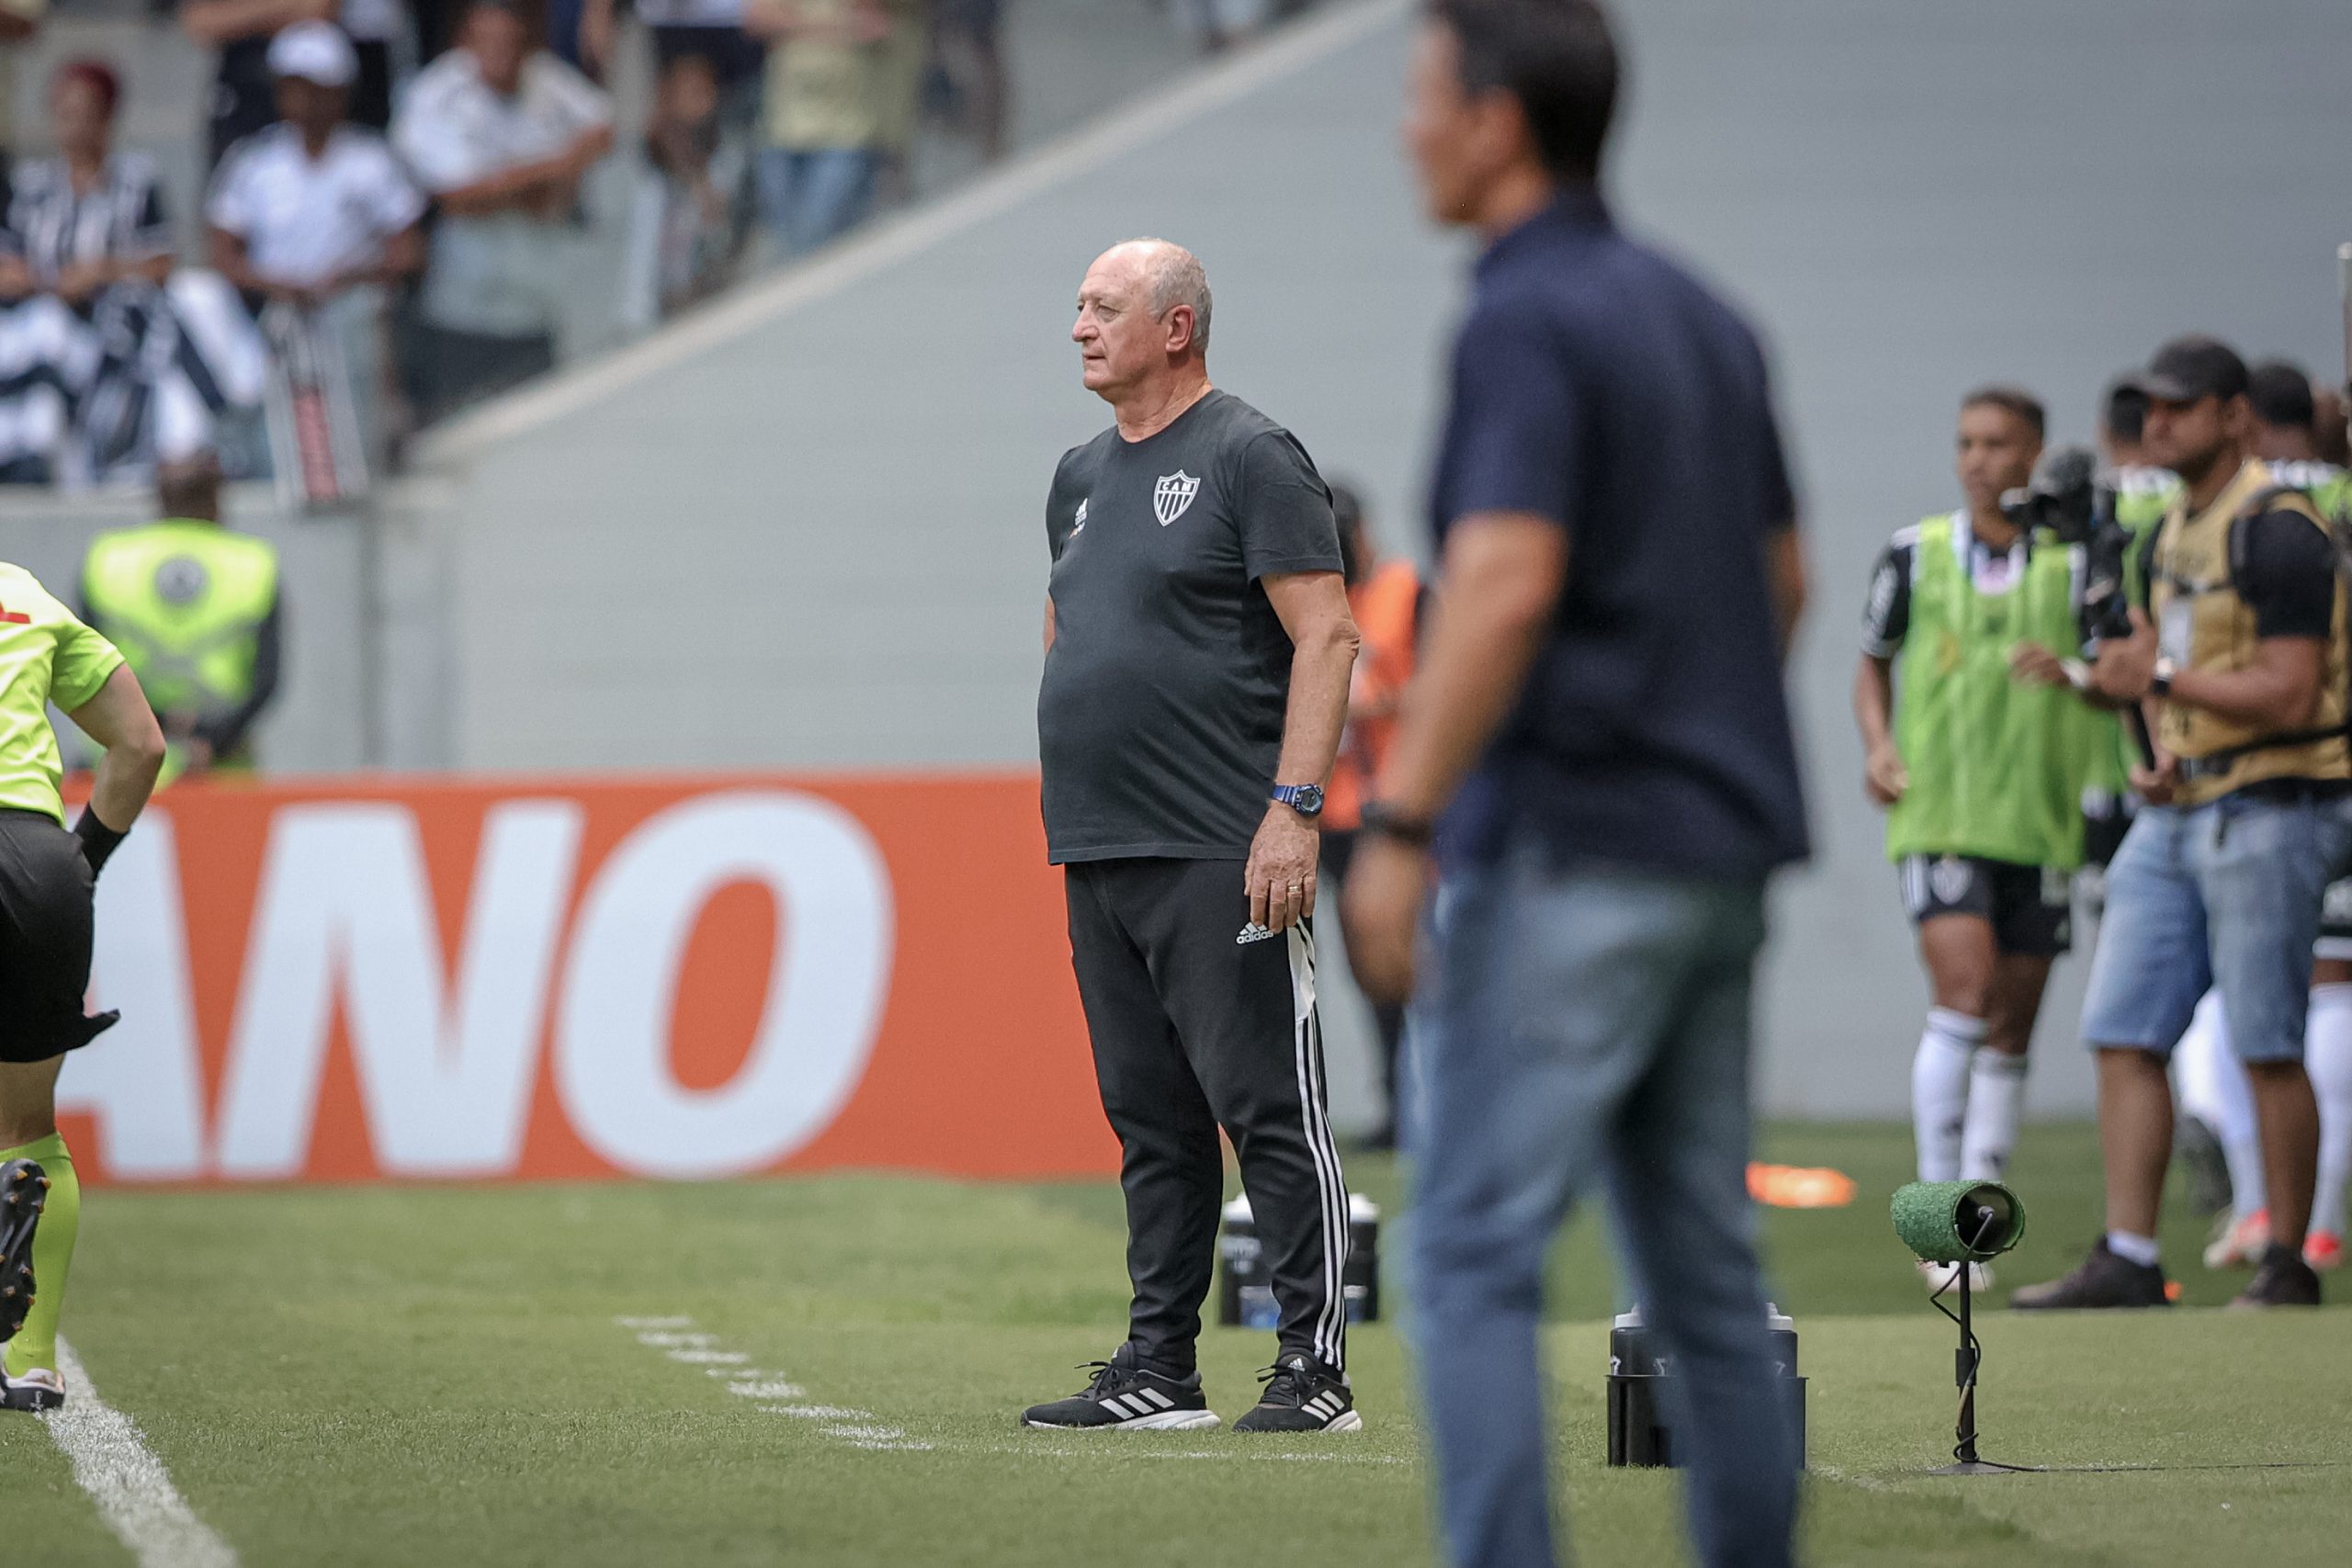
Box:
[8,1122,2350,1567]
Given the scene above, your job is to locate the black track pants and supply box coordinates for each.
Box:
[1064,856,1349,1374]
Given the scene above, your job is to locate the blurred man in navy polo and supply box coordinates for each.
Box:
[1341,4,1810,1565]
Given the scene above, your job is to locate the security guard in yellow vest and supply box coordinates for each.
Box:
[2016,337,2352,1314]
[78,454,281,784]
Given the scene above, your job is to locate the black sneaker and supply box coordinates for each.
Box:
[1231,1353,1361,1433]
[1020,1345,1219,1431]
[0,1159,45,1344]
[2010,1239,2172,1310]
[0,1365,62,1413]
[2232,1244,2322,1308]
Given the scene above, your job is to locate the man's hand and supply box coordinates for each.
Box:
[1339,835,1428,1005]
[2130,750,2178,807]
[1244,804,1319,932]
[2008,640,2070,689]
[2093,607,2161,704]
[1864,740,1908,807]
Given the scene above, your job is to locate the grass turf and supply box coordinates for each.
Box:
[6,1121,2348,1566]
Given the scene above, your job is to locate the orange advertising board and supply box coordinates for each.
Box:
[58,773,1119,1186]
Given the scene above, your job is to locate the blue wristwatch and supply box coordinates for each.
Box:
[1271,784,1325,818]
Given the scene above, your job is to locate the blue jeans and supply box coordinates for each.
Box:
[756,146,877,258]
[2081,790,2352,1063]
[1408,852,1797,1568]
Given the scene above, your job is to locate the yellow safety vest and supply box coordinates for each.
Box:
[81,520,278,772]
[2148,460,2350,807]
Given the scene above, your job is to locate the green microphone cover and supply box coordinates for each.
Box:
[1891,1180,2028,1263]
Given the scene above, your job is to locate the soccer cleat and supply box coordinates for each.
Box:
[1231,1353,1361,1434]
[0,1159,46,1344]
[1917,1258,1994,1295]
[0,1365,62,1413]
[2202,1209,2269,1270]
[2010,1239,2172,1310]
[1020,1345,1219,1431]
[2231,1245,2322,1308]
[2305,1231,2344,1272]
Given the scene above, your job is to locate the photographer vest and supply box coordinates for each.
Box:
[2148,459,2350,808]
[1888,513,2106,869]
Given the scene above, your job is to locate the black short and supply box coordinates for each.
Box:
[1899,853,2072,959]
[0,811,114,1065]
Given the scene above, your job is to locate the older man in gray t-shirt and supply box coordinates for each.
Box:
[1023,238,1363,1438]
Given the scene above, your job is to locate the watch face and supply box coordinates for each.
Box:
[1295,784,1324,815]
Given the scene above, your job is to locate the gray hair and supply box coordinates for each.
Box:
[1120,237,1213,353]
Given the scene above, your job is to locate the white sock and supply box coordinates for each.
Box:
[2175,991,2267,1218]
[1961,1050,2028,1180]
[1913,1009,1986,1182]
[2306,983,2352,1240]
[2106,1230,2161,1268]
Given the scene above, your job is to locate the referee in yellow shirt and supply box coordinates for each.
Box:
[0,558,164,1414]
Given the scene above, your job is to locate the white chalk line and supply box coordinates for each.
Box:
[616,1315,1408,1466]
[618,1316,933,1452]
[42,1338,240,1568]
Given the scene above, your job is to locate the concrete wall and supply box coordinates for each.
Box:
[0,487,370,770]
[352,0,2352,1121]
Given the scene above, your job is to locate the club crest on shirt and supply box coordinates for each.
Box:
[1154,470,1202,526]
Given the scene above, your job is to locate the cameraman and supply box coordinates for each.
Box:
[2015,337,2352,1311]
[1855,387,2113,1291]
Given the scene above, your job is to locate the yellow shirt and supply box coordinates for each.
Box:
[0,561,124,822]
[763,0,921,151]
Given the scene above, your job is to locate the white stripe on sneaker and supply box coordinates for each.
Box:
[1140,1388,1174,1410]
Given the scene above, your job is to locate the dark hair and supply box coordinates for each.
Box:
[1961,384,2046,441]
[51,59,120,120]
[2102,378,2148,445]
[1430,0,1621,182]
[2247,360,2316,432]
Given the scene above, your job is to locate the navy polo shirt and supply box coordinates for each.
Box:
[1430,189,1810,880]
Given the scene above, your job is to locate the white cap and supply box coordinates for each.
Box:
[267,21,358,87]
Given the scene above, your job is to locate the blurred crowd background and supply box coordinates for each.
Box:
[0,0,1338,497]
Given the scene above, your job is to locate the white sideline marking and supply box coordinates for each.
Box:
[616,1316,933,1452]
[419,0,1411,459]
[44,1339,240,1568]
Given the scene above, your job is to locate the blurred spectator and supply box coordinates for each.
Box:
[745,0,913,257]
[208,23,426,481]
[393,0,614,423]
[582,0,763,124]
[80,452,282,783]
[4,63,172,309]
[927,0,1005,164]
[620,51,749,329]
[181,0,408,169]
[3,62,267,482]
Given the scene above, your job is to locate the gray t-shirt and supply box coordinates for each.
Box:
[1039,389,1341,864]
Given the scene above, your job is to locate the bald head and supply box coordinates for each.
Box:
[1073,239,1216,413]
[1102,238,1214,353]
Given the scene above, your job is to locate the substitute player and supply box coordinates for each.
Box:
[1024,239,1361,1434]
[1854,387,2110,1291]
[0,559,165,1412]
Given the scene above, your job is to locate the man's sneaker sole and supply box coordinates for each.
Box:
[1,1368,63,1413]
[1023,1408,1222,1432]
